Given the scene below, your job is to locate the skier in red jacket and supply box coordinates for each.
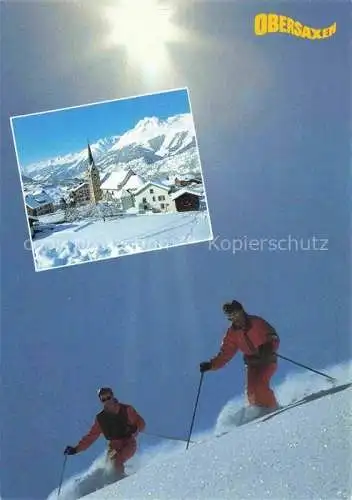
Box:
[64,387,146,478]
[200,300,280,409]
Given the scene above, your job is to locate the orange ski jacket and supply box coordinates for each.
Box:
[75,400,146,453]
[210,315,280,369]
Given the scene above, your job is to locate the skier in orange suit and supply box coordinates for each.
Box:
[200,300,280,409]
[64,387,145,478]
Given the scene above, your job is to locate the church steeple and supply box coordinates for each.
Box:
[87,141,95,169]
[86,141,102,204]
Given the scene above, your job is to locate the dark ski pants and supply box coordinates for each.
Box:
[246,362,278,408]
[106,437,137,475]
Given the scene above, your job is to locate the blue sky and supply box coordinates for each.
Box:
[1,2,350,500]
[11,88,190,167]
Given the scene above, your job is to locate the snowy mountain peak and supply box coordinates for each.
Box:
[113,113,195,154]
[134,116,161,132]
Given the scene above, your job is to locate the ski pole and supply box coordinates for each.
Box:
[57,454,68,498]
[277,354,337,383]
[186,372,204,450]
[143,431,195,444]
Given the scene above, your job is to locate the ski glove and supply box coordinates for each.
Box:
[200,361,212,373]
[64,445,77,455]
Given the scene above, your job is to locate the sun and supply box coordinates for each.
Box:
[102,0,181,74]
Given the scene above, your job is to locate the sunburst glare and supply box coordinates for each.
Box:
[102,0,185,76]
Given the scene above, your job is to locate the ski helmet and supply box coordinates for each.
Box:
[222,300,244,315]
[97,387,113,398]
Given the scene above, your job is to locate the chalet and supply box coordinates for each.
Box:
[133,181,172,213]
[25,191,54,217]
[170,188,202,212]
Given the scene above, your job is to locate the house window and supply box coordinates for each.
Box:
[149,188,154,194]
[152,196,156,201]
[160,203,165,209]
[142,197,147,203]
[144,204,148,210]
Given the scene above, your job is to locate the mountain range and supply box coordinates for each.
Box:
[20,114,200,192]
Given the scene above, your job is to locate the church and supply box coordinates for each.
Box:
[69,143,102,205]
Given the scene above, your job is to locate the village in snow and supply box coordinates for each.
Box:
[17,112,213,271]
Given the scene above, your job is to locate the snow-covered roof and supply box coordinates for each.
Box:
[31,189,44,196]
[25,191,54,209]
[133,181,170,196]
[71,182,89,192]
[170,188,202,201]
[100,170,130,190]
[186,184,204,194]
[123,174,145,191]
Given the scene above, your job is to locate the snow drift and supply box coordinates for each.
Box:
[47,361,352,500]
[32,211,212,271]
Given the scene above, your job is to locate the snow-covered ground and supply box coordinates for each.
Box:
[31,211,213,271]
[37,211,66,224]
[48,361,352,500]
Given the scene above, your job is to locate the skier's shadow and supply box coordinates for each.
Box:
[262,381,352,422]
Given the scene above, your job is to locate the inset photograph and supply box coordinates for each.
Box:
[11,88,213,271]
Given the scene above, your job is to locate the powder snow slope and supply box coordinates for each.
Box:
[89,387,352,499]
[50,362,352,500]
[88,382,352,499]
